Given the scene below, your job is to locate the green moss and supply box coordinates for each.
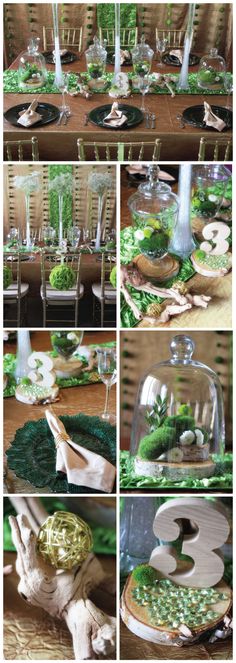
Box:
[49,265,76,290]
[177,404,193,416]
[139,232,169,259]
[138,427,176,459]
[195,249,206,261]
[3,265,12,290]
[132,564,157,586]
[163,415,195,436]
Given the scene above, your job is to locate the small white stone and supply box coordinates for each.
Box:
[134,229,145,241]
[195,429,204,446]
[179,430,195,446]
[208,194,218,203]
[167,447,184,463]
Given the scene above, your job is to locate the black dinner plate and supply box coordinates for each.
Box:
[4,102,60,128]
[182,104,232,131]
[88,104,144,129]
[107,51,132,66]
[162,52,200,67]
[43,50,77,64]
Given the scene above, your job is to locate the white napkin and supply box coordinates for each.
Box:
[46,408,116,493]
[17,99,42,127]
[103,102,127,127]
[169,49,183,64]
[119,49,130,65]
[203,101,226,132]
[53,48,69,57]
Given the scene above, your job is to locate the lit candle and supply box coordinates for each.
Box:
[169,164,196,258]
[52,3,63,87]
[114,2,121,80]
[177,3,196,90]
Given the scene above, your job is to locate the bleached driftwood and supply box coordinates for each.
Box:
[9,505,116,660]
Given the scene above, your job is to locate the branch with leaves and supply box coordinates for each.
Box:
[145,395,168,432]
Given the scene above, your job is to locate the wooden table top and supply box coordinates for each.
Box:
[4,330,116,494]
[120,170,232,329]
[4,54,232,161]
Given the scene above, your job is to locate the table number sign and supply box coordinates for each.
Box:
[15,351,59,404]
[191,220,231,277]
[200,221,230,256]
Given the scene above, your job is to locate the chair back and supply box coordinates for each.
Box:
[155,27,186,48]
[77,139,161,162]
[4,137,39,161]
[100,252,116,299]
[198,137,232,161]
[4,253,22,326]
[41,250,82,298]
[43,26,83,51]
[99,27,138,48]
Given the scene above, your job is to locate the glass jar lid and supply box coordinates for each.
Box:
[131,35,154,61]
[85,35,107,62]
[128,165,179,216]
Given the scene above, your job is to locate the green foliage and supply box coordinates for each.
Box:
[195,249,206,261]
[97,3,137,29]
[177,404,193,416]
[145,395,168,432]
[139,232,169,258]
[164,415,195,436]
[109,266,117,288]
[48,165,73,232]
[138,427,176,460]
[49,265,76,290]
[3,265,12,289]
[132,564,157,586]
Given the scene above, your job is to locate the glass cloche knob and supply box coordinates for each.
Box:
[170,335,195,363]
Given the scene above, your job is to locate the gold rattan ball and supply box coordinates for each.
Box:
[37,511,93,570]
[172,281,188,295]
[146,303,163,317]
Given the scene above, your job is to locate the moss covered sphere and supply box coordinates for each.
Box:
[138,426,176,459]
[3,265,13,290]
[164,415,196,436]
[49,265,76,290]
[110,266,117,288]
[132,564,157,586]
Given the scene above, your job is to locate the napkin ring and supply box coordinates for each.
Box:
[54,433,71,448]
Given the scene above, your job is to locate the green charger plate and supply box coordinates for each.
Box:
[6,413,116,494]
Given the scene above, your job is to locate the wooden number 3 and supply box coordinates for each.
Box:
[200,221,230,256]
[149,498,229,587]
[28,352,56,388]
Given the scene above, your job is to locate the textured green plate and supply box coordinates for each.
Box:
[88,103,144,129]
[6,414,116,494]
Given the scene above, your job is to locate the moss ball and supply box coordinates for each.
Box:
[138,426,176,460]
[132,564,157,586]
[178,404,193,416]
[49,265,76,290]
[164,415,195,436]
[4,265,13,290]
[110,266,117,288]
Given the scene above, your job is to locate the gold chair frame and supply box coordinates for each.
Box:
[198,137,232,161]
[98,27,138,48]
[43,26,83,52]
[40,251,83,327]
[4,137,39,162]
[92,253,116,327]
[155,28,187,48]
[77,139,162,162]
[4,253,28,327]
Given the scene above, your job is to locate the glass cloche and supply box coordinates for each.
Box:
[18,37,47,90]
[128,165,179,262]
[131,35,154,76]
[191,165,231,219]
[85,36,107,80]
[131,335,225,480]
[197,48,226,90]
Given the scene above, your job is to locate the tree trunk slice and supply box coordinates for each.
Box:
[121,572,231,647]
[133,254,180,283]
[52,356,83,378]
[191,251,231,278]
[15,383,59,405]
[134,456,216,479]
[182,443,209,461]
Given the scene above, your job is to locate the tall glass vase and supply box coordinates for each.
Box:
[25,194,31,249]
[58,194,63,245]
[95,193,104,251]
[15,330,32,383]
[120,497,161,574]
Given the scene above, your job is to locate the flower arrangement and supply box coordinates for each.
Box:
[13,171,41,195]
[48,173,74,196]
[87,171,114,196]
[49,265,76,290]
[3,265,13,290]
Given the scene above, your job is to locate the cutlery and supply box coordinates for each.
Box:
[56,110,65,126]
[84,113,89,126]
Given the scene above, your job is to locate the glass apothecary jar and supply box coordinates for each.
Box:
[128,165,179,261]
[43,225,56,247]
[18,38,47,90]
[131,335,225,480]
[192,165,231,219]
[85,36,107,80]
[131,36,154,76]
[197,48,226,90]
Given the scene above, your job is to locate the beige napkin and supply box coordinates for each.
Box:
[120,49,130,65]
[203,101,226,132]
[169,49,183,64]
[103,102,127,127]
[53,48,69,57]
[17,99,42,127]
[46,408,116,493]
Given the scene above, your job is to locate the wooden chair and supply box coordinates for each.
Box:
[198,137,232,161]
[77,139,162,161]
[4,253,29,327]
[43,26,83,52]
[155,28,186,48]
[40,252,84,327]
[92,253,116,327]
[4,137,39,162]
[98,27,138,48]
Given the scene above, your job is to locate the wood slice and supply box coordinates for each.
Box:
[182,443,209,461]
[15,384,59,405]
[52,356,83,378]
[134,456,216,480]
[191,251,232,278]
[133,253,180,283]
[121,571,231,646]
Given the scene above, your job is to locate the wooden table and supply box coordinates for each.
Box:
[4,330,116,493]
[120,169,232,329]
[4,54,232,161]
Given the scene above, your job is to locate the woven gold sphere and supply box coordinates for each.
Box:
[146,303,163,317]
[172,281,188,295]
[37,511,93,570]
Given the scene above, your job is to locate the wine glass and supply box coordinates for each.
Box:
[50,330,84,361]
[57,72,71,116]
[156,38,169,66]
[224,75,233,109]
[68,226,81,248]
[96,347,116,423]
[136,75,151,112]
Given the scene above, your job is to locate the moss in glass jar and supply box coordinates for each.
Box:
[163,415,196,436]
[139,231,169,259]
[87,62,105,79]
[19,63,43,85]
[51,331,79,359]
[133,60,150,76]
[198,68,223,86]
[138,426,177,459]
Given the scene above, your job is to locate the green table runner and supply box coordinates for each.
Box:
[120,450,233,490]
[4,341,116,397]
[4,70,229,95]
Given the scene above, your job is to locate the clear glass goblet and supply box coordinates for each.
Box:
[136,75,151,112]
[57,72,71,115]
[156,38,169,66]
[224,75,233,109]
[96,347,116,423]
[50,330,84,361]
